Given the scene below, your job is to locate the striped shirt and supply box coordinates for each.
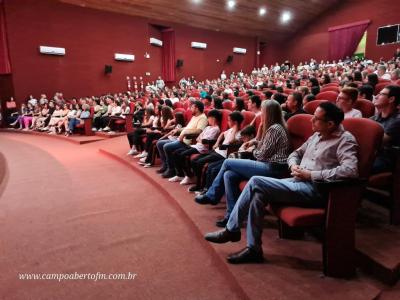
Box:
[253,123,290,163]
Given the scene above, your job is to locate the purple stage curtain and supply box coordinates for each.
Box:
[0,0,11,74]
[161,29,175,83]
[328,20,370,61]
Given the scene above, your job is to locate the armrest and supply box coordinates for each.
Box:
[201,139,217,145]
[183,133,200,140]
[313,178,367,195]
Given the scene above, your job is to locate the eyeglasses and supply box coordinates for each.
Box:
[312,115,327,122]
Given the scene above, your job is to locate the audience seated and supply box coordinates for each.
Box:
[195,100,291,227]
[204,102,358,264]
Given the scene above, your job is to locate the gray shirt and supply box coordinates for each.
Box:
[288,125,359,181]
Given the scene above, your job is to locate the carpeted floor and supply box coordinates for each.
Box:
[0,132,398,299]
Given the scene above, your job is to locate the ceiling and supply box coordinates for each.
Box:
[60,0,342,42]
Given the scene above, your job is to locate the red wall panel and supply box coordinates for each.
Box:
[3,0,256,102]
[261,0,400,65]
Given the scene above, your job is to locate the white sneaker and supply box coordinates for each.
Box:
[134,152,144,158]
[127,149,138,155]
[23,128,29,131]
[138,151,148,158]
[144,163,153,168]
[103,126,110,131]
[92,128,97,132]
[168,176,183,182]
[139,156,147,163]
[180,176,195,185]
[108,131,115,134]
[137,161,146,166]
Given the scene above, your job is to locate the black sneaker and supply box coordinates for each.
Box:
[188,185,201,193]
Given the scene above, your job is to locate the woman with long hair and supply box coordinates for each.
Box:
[195,100,291,227]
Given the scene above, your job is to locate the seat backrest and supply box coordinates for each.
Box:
[342,118,383,178]
[241,111,255,129]
[254,114,262,131]
[304,100,328,115]
[222,101,233,111]
[219,109,231,132]
[315,91,338,103]
[184,109,193,125]
[323,83,339,88]
[374,82,391,95]
[287,114,314,150]
[320,86,339,93]
[173,108,185,115]
[354,99,375,118]
[173,102,183,109]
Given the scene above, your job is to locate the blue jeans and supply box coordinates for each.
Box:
[68,118,80,132]
[156,139,173,168]
[227,176,323,252]
[205,158,288,218]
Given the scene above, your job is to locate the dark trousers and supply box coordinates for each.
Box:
[144,132,162,163]
[205,160,225,188]
[172,147,199,177]
[191,151,225,188]
[127,128,146,148]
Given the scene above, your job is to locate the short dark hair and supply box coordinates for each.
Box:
[291,92,303,108]
[305,94,316,102]
[272,93,286,105]
[207,109,222,124]
[385,85,400,105]
[229,111,244,125]
[240,125,256,137]
[367,73,378,87]
[250,95,262,108]
[204,95,212,102]
[213,97,223,109]
[234,98,245,111]
[264,91,273,99]
[164,99,173,108]
[358,84,374,101]
[319,102,344,126]
[193,100,204,112]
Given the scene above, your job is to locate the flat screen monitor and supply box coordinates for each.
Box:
[377,24,399,45]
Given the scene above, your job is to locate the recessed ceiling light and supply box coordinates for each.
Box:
[227,0,236,10]
[259,7,267,16]
[281,11,292,23]
[191,0,202,4]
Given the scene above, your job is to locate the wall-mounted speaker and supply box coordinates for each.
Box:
[227,55,233,63]
[176,59,184,67]
[105,65,112,74]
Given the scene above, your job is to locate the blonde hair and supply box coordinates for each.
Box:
[261,100,286,135]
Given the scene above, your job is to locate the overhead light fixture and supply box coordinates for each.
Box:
[227,0,236,10]
[259,7,267,16]
[191,0,202,4]
[281,11,292,23]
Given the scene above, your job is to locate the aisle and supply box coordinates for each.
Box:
[0,133,246,300]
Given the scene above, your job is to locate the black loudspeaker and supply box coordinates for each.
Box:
[105,65,112,74]
[176,59,184,67]
[227,55,233,63]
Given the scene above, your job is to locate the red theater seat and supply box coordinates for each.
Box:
[315,91,338,103]
[274,116,383,278]
[354,99,375,118]
[320,86,339,93]
[374,82,391,95]
[304,100,328,115]
[241,111,255,129]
